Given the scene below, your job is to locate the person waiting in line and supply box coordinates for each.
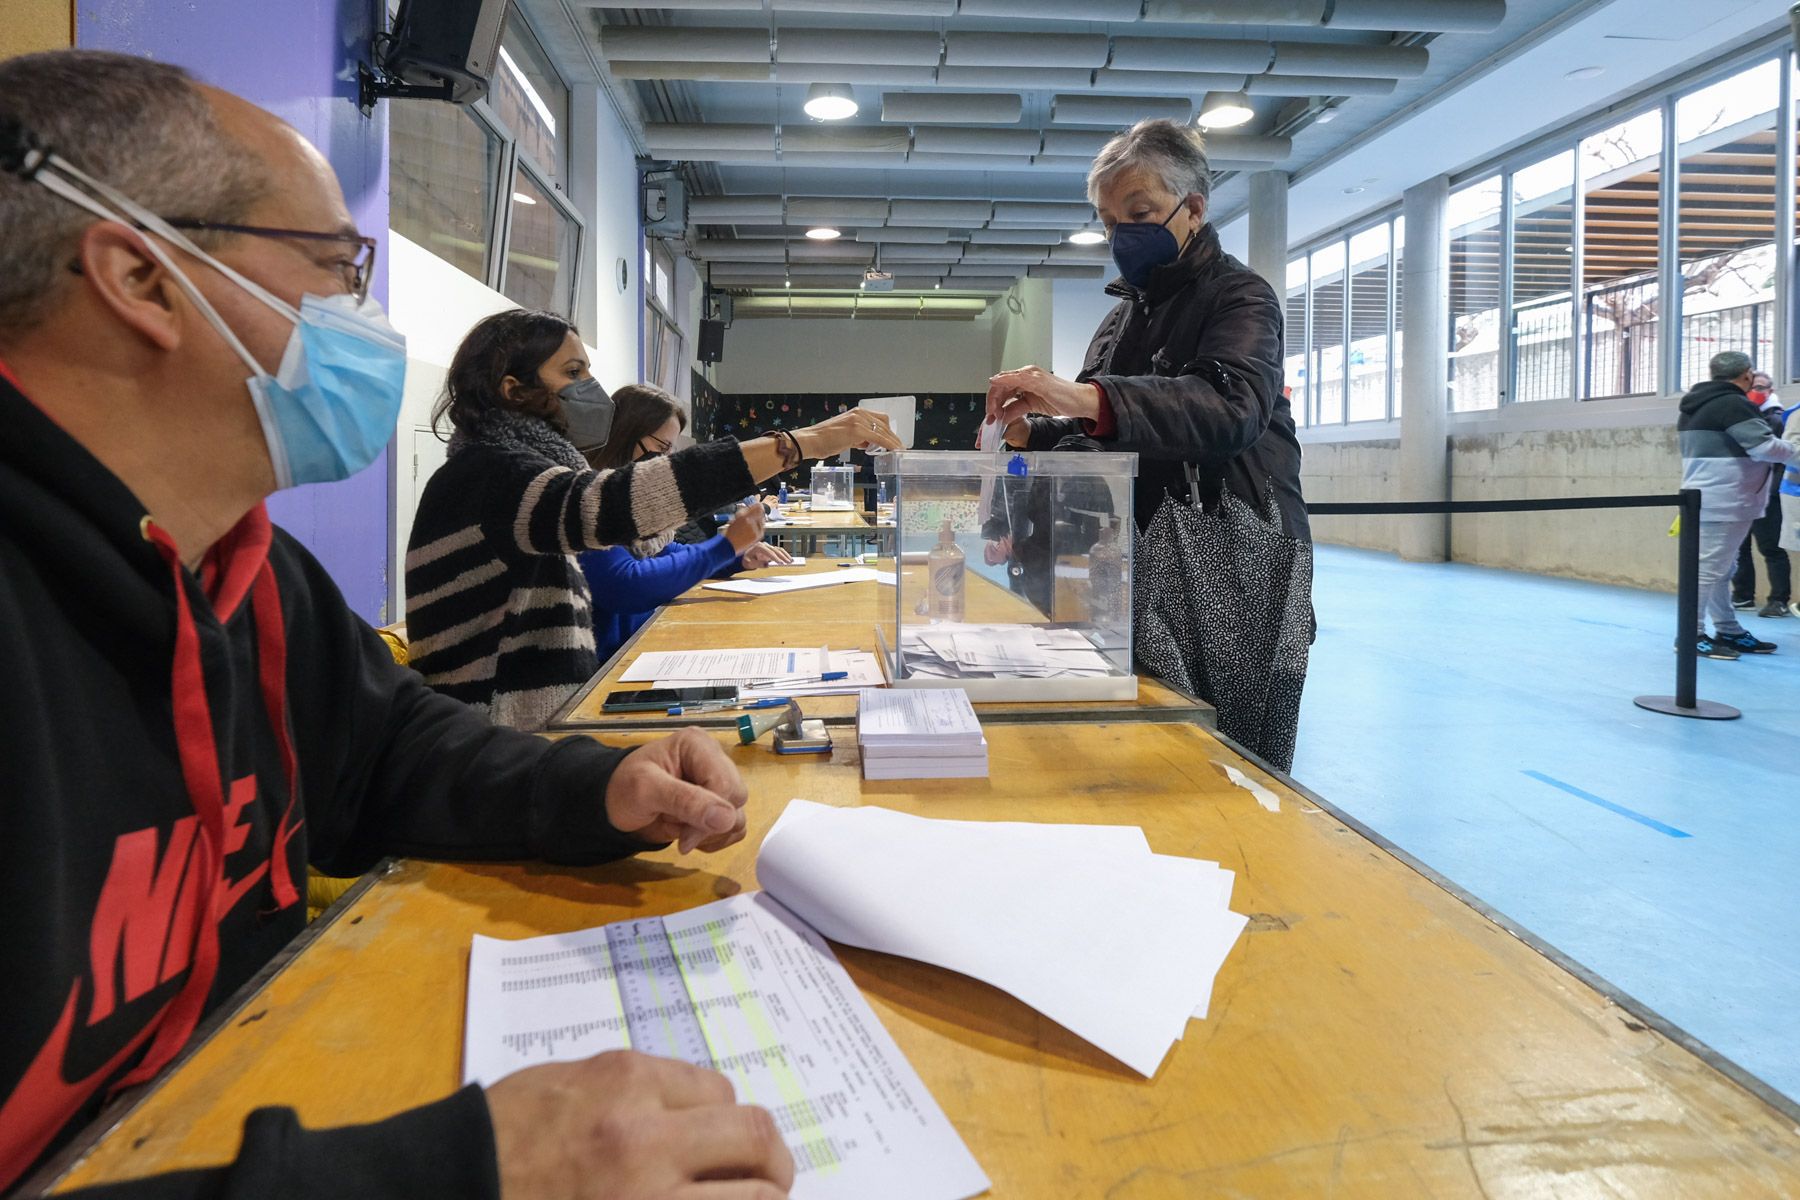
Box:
[406,310,898,731]
[984,118,1312,770]
[0,50,818,1197]
[1730,373,1791,618]
[579,383,793,663]
[1781,401,1800,614]
[1676,351,1800,659]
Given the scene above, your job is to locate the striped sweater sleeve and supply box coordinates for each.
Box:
[488,438,755,558]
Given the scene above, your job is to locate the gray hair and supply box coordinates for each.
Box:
[0,50,269,336]
[1710,350,1754,381]
[1086,118,1212,208]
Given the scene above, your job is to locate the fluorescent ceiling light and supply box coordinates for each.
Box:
[1197,90,1253,130]
[1068,230,1106,246]
[805,227,843,240]
[512,192,537,206]
[498,46,557,137]
[804,83,859,121]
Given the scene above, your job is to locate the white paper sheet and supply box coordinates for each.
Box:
[622,647,827,683]
[756,801,1246,1077]
[462,894,989,1200]
[860,395,917,449]
[738,651,889,699]
[705,568,885,596]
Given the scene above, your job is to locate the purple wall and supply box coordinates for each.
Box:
[78,0,394,623]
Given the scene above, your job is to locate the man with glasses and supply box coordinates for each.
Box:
[0,50,792,1198]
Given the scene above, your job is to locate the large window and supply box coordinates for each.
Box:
[1347,224,1392,422]
[388,4,584,316]
[1284,257,1309,427]
[1674,60,1779,389]
[1284,218,1404,426]
[1447,176,1502,411]
[1580,109,1663,398]
[1510,151,1575,403]
[1391,214,1405,416]
[1310,242,1346,424]
[644,241,686,395]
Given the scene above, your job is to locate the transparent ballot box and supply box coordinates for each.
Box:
[809,465,857,511]
[872,449,1138,702]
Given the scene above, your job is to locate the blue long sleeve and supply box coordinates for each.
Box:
[579,536,742,663]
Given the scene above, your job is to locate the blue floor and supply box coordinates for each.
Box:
[1291,545,1800,1103]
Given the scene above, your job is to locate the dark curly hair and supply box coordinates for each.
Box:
[433,309,580,439]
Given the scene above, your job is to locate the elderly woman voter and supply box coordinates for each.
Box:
[987,118,1313,770]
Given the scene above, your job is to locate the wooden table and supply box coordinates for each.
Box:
[549,558,1210,732]
[45,722,1800,1196]
[764,508,888,556]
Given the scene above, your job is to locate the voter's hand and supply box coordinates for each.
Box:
[605,726,750,854]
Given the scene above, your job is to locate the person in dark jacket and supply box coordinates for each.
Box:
[579,384,792,661]
[1729,378,1791,617]
[1676,351,1800,659]
[986,119,1312,769]
[0,51,797,1198]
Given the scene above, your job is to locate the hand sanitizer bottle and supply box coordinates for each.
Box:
[927,518,966,622]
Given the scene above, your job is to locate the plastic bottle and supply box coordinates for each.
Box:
[778,480,788,506]
[927,518,966,622]
[1088,517,1124,623]
[876,479,888,508]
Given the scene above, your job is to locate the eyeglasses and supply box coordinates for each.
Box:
[639,433,674,455]
[166,219,378,303]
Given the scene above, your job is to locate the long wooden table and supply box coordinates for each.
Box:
[763,507,893,556]
[549,557,1210,731]
[44,722,1800,1195]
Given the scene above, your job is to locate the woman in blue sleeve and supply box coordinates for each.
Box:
[580,384,792,662]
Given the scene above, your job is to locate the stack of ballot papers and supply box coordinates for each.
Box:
[462,893,989,1200]
[757,800,1248,1077]
[898,623,1119,680]
[856,688,988,780]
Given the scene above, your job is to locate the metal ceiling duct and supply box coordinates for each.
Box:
[689,195,786,222]
[787,197,890,222]
[771,62,938,85]
[783,126,912,153]
[1046,245,1114,265]
[1140,0,1503,28]
[991,201,1102,225]
[906,153,1041,172]
[912,127,1043,156]
[1110,38,1273,74]
[877,243,967,262]
[1027,265,1109,279]
[771,0,958,13]
[692,240,788,261]
[881,92,1024,124]
[854,228,952,243]
[939,276,1021,291]
[1268,42,1428,78]
[636,0,766,10]
[1088,70,1249,95]
[961,247,1052,264]
[1040,129,1112,157]
[644,124,777,152]
[778,29,942,65]
[607,61,773,83]
[960,0,1141,16]
[970,228,1073,244]
[1199,133,1292,161]
[890,199,994,225]
[789,241,877,262]
[932,67,1098,90]
[943,32,1110,69]
[1244,73,1399,96]
[601,27,770,63]
[1051,95,1193,125]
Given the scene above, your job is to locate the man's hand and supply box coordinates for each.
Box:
[605,727,749,854]
[487,1051,793,1200]
[739,542,793,569]
[723,502,768,553]
[986,365,1101,427]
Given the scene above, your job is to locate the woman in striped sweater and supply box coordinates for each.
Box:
[406,310,898,730]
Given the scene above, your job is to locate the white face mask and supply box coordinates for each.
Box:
[12,130,408,489]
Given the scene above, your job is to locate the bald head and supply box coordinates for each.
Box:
[0,51,271,337]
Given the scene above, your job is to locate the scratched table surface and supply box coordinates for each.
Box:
[50,723,1800,1197]
[549,557,1210,731]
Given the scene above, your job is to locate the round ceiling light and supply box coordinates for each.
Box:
[804,83,858,121]
[1068,230,1106,246]
[1197,90,1254,130]
[805,227,842,241]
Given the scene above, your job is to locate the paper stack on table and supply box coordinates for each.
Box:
[899,623,1117,680]
[856,688,988,780]
[757,800,1248,1077]
[621,645,887,697]
[462,893,989,1200]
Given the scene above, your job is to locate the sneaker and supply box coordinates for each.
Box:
[1760,599,1791,619]
[1731,597,1756,610]
[1681,635,1740,660]
[1714,630,1777,654]
[1791,599,1800,620]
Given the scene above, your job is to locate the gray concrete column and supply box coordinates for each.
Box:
[1398,175,1450,562]
[1246,170,1289,292]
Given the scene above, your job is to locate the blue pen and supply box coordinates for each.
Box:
[745,670,848,688]
[667,696,793,716]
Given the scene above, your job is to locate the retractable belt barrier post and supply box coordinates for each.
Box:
[1304,488,1740,721]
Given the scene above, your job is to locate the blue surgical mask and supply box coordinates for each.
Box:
[1110,202,1187,289]
[559,377,614,452]
[16,133,407,489]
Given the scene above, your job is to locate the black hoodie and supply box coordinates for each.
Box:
[0,366,653,1196]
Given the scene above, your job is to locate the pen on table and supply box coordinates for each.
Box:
[666,696,792,716]
[744,671,848,689]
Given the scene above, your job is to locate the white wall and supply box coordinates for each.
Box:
[1050,277,1118,380]
[714,315,1000,394]
[988,277,1053,375]
[575,84,645,394]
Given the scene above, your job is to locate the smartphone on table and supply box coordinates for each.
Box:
[601,685,739,713]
